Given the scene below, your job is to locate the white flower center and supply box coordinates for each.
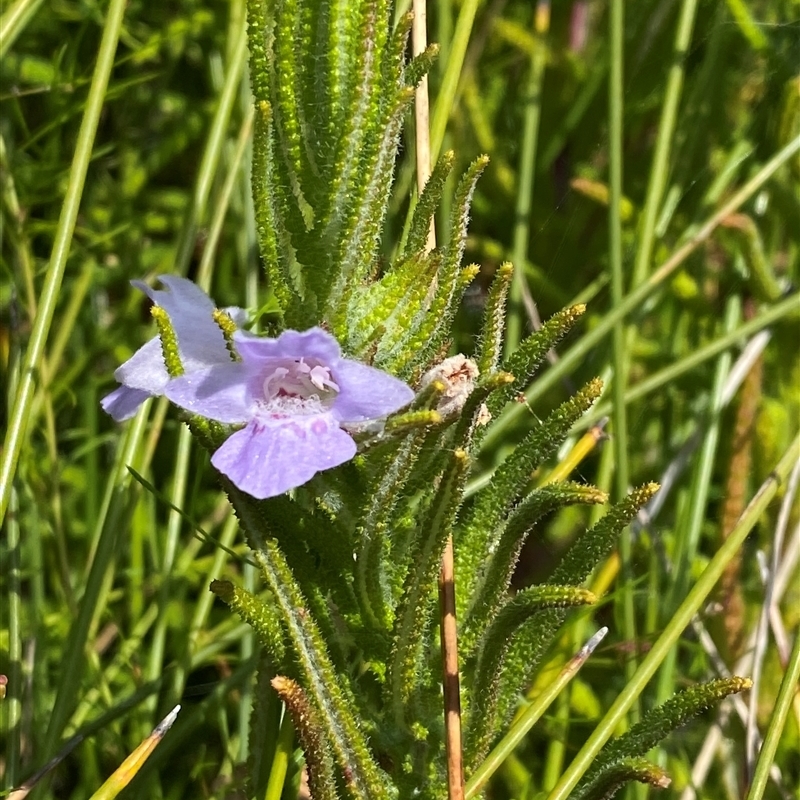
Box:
[260,358,339,416]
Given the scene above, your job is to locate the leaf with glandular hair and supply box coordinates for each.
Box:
[461,482,607,652]
[317,4,394,280]
[407,265,482,379]
[402,150,456,259]
[572,678,752,800]
[271,676,339,800]
[326,10,421,322]
[405,42,439,89]
[318,1,388,232]
[458,379,603,583]
[316,2,359,161]
[228,484,392,800]
[476,262,514,374]
[381,157,488,375]
[348,245,438,357]
[482,303,587,420]
[211,580,286,663]
[575,758,671,800]
[328,82,417,329]
[551,482,659,586]
[355,431,430,635]
[464,585,596,768]
[246,0,272,104]
[491,483,661,739]
[446,156,490,269]
[383,11,414,90]
[250,495,346,635]
[387,449,470,728]
[250,101,311,325]
[270,0,317,234]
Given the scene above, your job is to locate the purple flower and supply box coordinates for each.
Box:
[164,328,415,499]
[101,277,238,421]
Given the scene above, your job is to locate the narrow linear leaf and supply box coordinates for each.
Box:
[460,378,604,581]
[493,483,659,739]
[405,42,439,89]
[250,101,301,319]
[329,85,416,330]
[573,677,752,799]
[575,758,671,800]
[484,303,587,421]
[246,0,273,103]
[227,484,391,800]
[271,0,317,232]
[476,262,514,374]
[211,579,286,663]
[383,157,488,374]
[551,482,660,586]
[403,150,456,259]
[271,676,339,800]
[355,431,429,633]
[464,586,596,770]
[462,482,607,650]
[388,448,470,725]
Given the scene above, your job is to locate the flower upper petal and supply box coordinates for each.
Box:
[164,362,254,423]
[211,414,357,499]
[100,385,153,421]
[332,359,415,422]
[235,327,341,365]
[135,275,230,371]
[113,336,170,394]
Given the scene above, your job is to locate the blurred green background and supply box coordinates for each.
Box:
[1,0,799,797]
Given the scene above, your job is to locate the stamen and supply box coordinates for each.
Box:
[261,359,339,407]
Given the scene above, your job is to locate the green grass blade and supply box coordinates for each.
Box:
[0,0,128,525]
[479,133,800,453]
[0,0,45,60]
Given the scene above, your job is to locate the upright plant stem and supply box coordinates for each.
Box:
[504,1,550,358]
[744,546,800,800]
[413,0,436,252]
[173,21,248,276]
[630,0,699,289]
[429,0,480,167]
[414,1,463,797]
[0,0,127,526]
[0,0,45,60]
[655,297,739,708]
[607,0,639,724]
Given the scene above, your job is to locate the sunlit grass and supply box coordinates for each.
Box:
[1,0,799,798]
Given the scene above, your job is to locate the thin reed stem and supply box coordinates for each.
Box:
[414,2,463,797]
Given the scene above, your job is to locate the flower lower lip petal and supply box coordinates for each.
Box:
[211,414,357,499]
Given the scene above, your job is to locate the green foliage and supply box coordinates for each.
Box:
[462,482,607,651]
[271,676,339,800]
[210,579,285,662]
[3,0,798,798]
[575,758,671,800]
[573,677,753,800]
